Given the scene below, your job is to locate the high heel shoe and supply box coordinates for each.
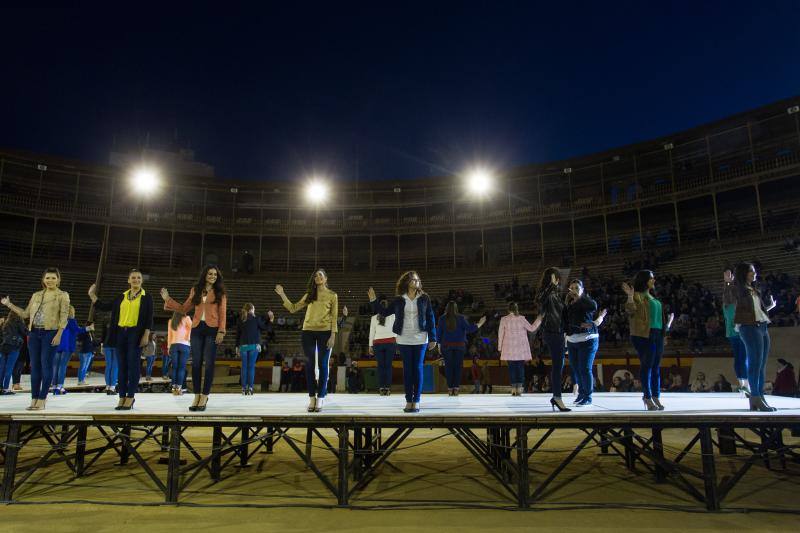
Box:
[121,398,135,411]
[26,399,43,411]
[195,394,208,412]
[403,402,414,413]
[314,397,325,412]
[114,398,126,411]
[643,397,659,411]
[307,397,317,412]
[550,397,571,412]
[652,398,665,411]
[750,396,777,412]
[189,394,201,411]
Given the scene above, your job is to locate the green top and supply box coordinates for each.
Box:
[722,303,738,338]
[647,293,662,330]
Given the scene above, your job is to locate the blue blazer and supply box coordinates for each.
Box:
[371,294,437,343]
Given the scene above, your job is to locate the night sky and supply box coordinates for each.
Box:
[1,2,799,184]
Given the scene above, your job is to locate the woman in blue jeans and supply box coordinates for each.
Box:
[623,270,674,411]
[0,311,28,395]
[732,262,777,411]
[564,280,606,406]
[437,301,486,396]
[236,303,273,395]
[369,271,438,413]
[369,302,396,396]
[2,267,71,410]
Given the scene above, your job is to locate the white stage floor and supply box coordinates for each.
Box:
[1,392,800,421]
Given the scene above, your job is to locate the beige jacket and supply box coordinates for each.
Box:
[18,289,70,330]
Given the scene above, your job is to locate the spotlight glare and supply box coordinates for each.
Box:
[130,166,160,195]
[466,167,493,195]
[305,179,329,205]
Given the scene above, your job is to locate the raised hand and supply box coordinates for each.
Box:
[367,287,376,302]
[267,310,274,321]
[723,270,733,283]
[621,282,634,297]
[88,283,97,301]
[275,284,285,297]
[477,316,487,328]
[0,296,10,307]
[160,288,170,302]
[342,305,348,317]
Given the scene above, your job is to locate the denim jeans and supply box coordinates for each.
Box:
[738,323,770,397]
[373,343,395,389]
[567,337,599,401]
[729,335,748,381]
[399,344,427,403]
[116,327,142,398]
[239,345,259,390]
[191,321,219,395]
[301,330,332,398]
[543,333,566,397]
[631,329,664,399]
[507,360,525,386]
[162,354,172,379]
[145,355,156,378]
[0,349,20,390]
[442,345,466,389]
[29,329,57,400]
[78,352,94,382]
[104,347,118,388]
[52,350,71,388]
[170,344,190,388]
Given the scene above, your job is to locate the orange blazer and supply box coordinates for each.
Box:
[165,287,227,333]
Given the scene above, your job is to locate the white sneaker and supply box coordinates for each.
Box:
[314,397,325,412]
[307,397,317,412]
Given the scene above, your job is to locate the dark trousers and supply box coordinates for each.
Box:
[442,345,466,389]
[170,344,190,387]
[399,344,427,403]
[507,360,525,386]
[543,332,566,397]
[116,327,142,398]
[738,323,770,397]
[28,329,57,400]
[631,329,664,399]
[191,321,219,395]
[729,335,748,381]
[567,337,599,401]
[373,343,395,389]
[301,330,332,398]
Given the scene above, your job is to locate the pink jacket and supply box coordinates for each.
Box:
[498,314,538,361]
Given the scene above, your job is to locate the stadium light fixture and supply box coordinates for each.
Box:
[130,166,160,196]
[304,178,329,205]
[465,167,494,196]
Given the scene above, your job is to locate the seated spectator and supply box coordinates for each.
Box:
[665,366,684,392]
[609,376,623,392]
[712,374,733,392]
[346,362,364,393]
[773,358,797,397]
[690,372,711,392]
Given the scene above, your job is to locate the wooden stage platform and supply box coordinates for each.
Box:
[1,393,799,511]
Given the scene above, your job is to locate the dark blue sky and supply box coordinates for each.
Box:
[1,2,799,183]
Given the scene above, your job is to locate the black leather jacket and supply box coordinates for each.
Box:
[537,285,564,335]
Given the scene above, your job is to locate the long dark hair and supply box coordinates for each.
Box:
[305,269,328,303]
[191,265,226,305]
[2,310,22,331]
[538,267,561,294]
[632,270,654,293]
[377,299,387,326]
[734,262,755,290]
[396,271,425,297]
[169,311,185,331]
[445,301,458,331]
